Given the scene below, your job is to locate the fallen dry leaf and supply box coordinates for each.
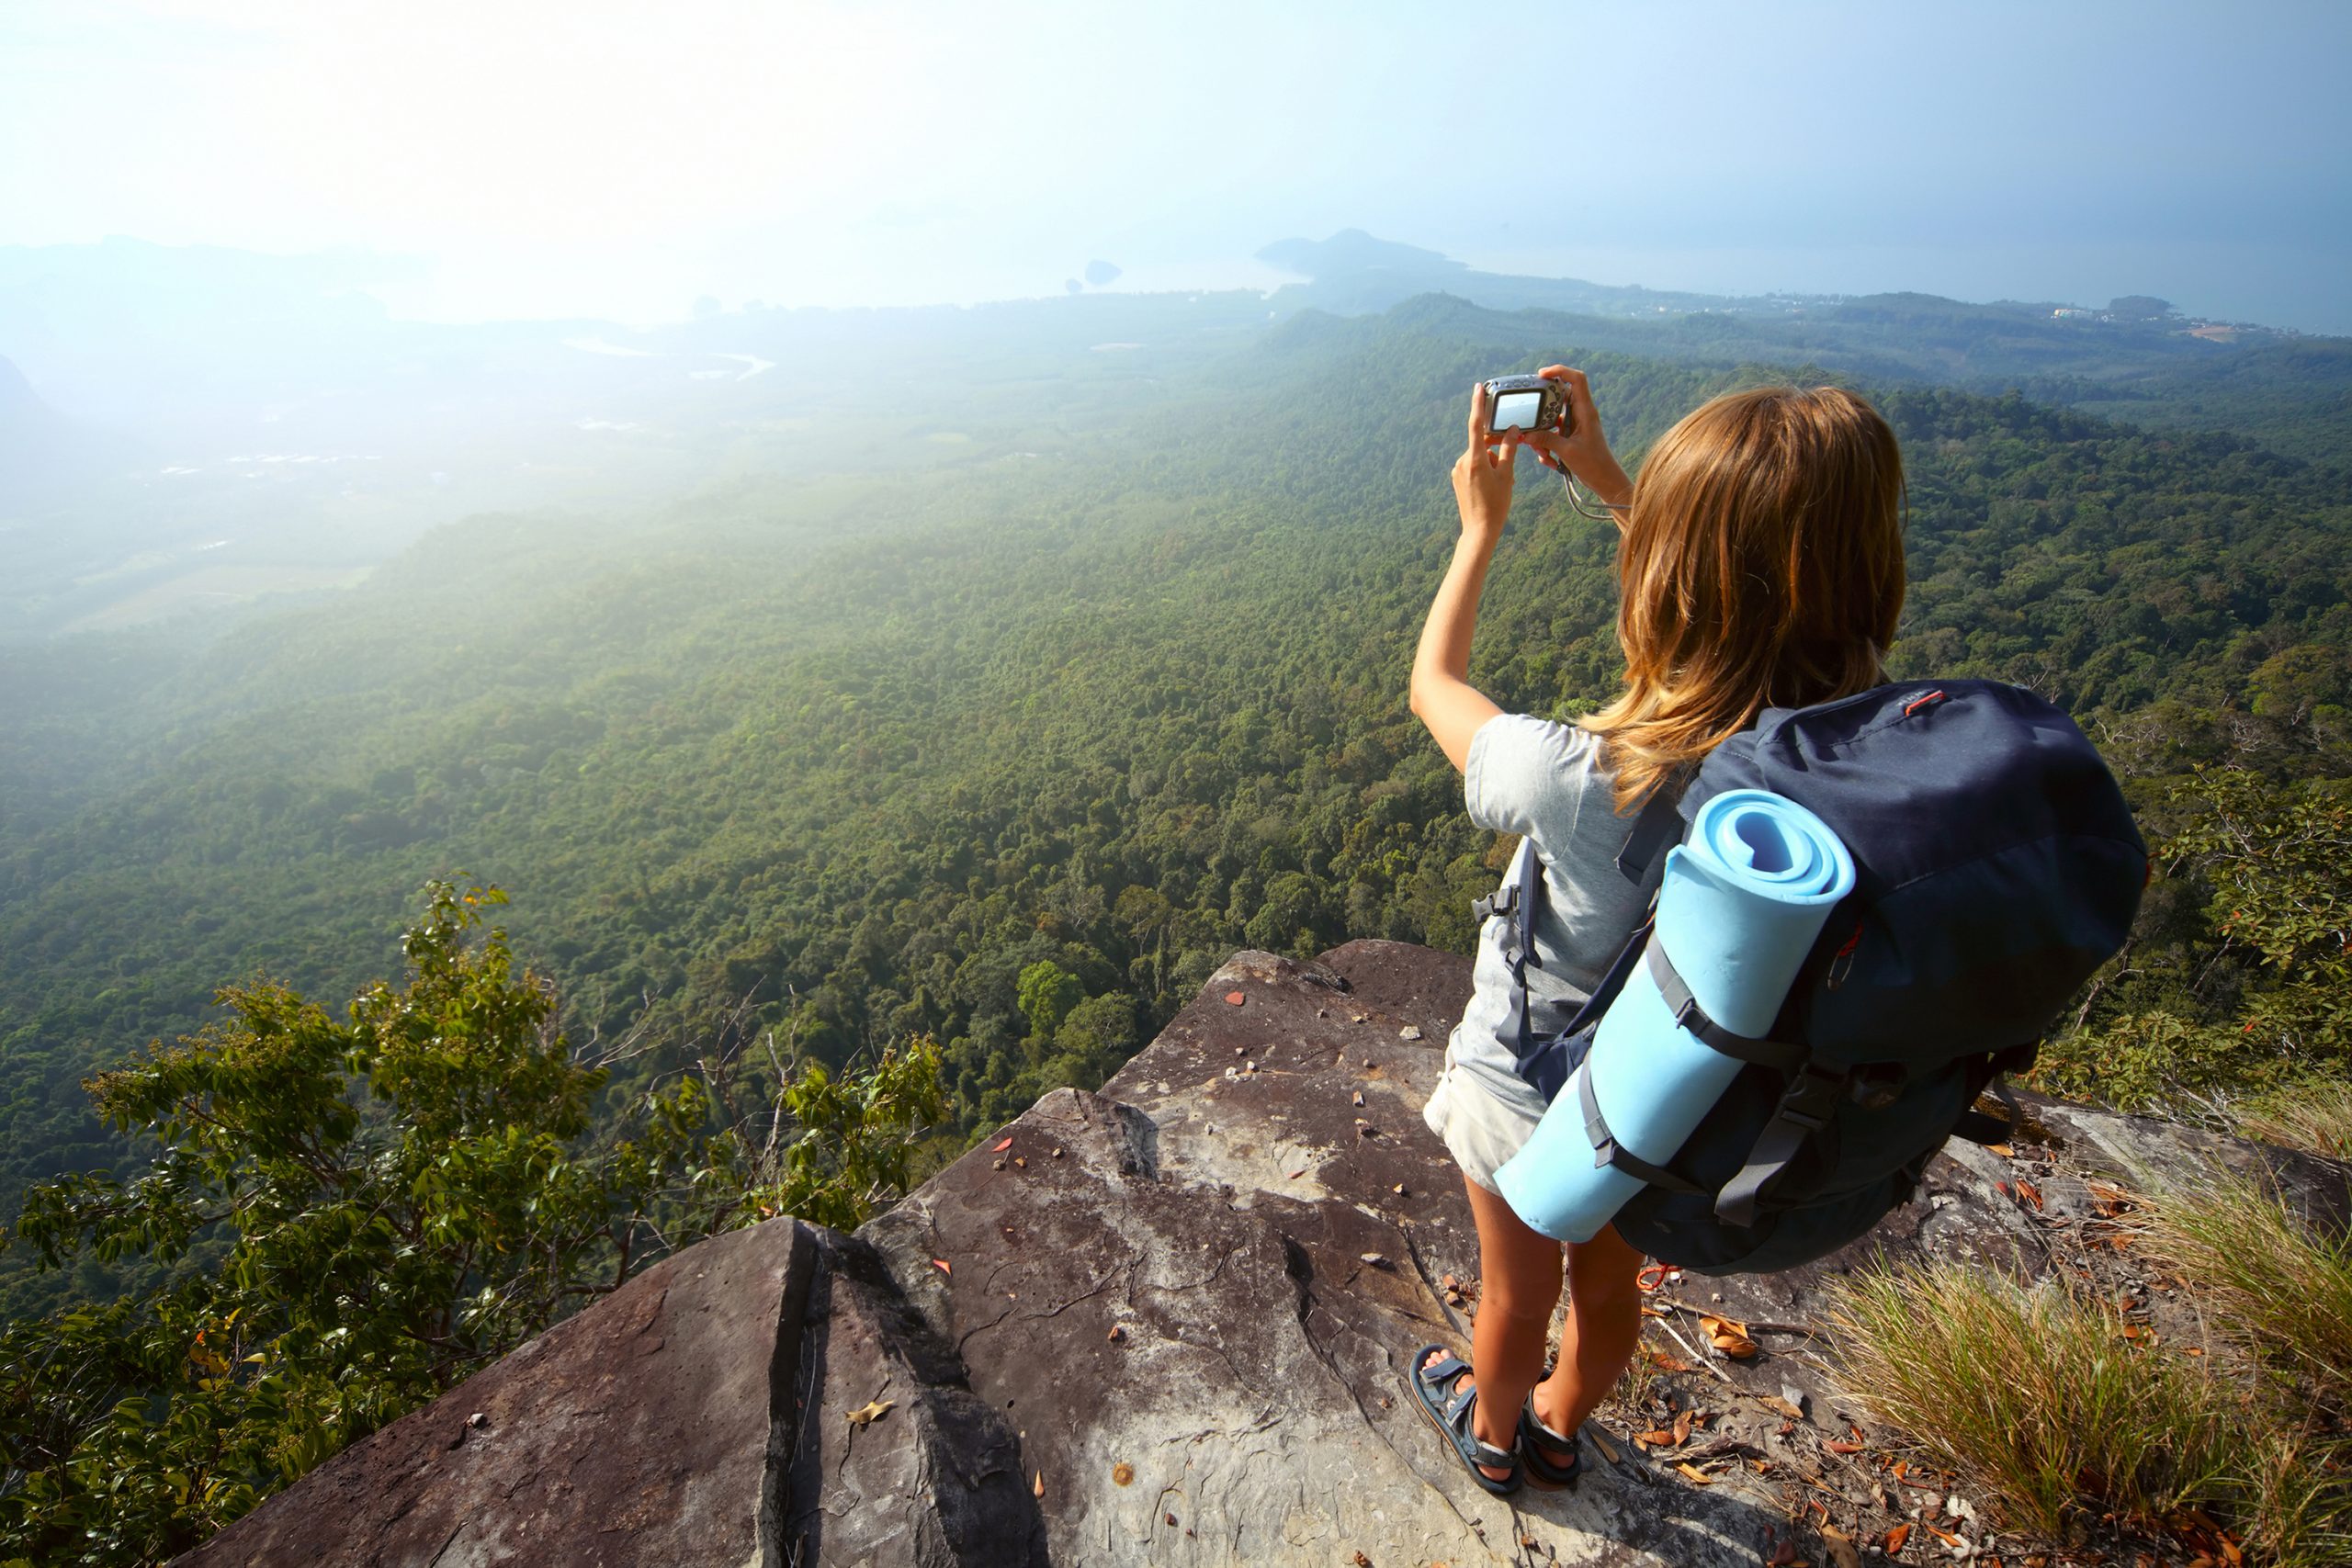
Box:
[931,1258,952,1274]
[1884,1521,1912,1554]
[1674,1461,1713,1485]
[1354,1554,1372,1568]
[1823,1525,1862,1568]
[1700,1314,1758,1359]
[2014,1178,2044,1211]
[844,1398,894,1427]
[1768,1537,1803,1567]
[1111,1461,1134,1486]
[2086,1179,2132,1217]
[1986,1143,2016,1157]
[1224,990,1247,1006]
[1634,1427,1677,1450]
[1758,1393,1805,1421]
[1033,1471,1045,1497]
[991,1136,1013,1152]
[1642,1349,1695,1373]
[1671,1407,1696,1445]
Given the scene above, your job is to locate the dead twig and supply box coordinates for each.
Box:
[1655,1312,1733,1382]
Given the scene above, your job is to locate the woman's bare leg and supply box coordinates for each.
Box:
[1530,1222,1645,1443]
[1421,1176,1565,1479]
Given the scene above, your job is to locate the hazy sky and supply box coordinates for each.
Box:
[4,0,2348,330]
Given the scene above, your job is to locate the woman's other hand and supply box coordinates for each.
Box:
[1452,381,1521,543]
[1522,366,1634,513]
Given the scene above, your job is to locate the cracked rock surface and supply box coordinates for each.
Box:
[176,938,2350,1567]
[175,1215,816,1568]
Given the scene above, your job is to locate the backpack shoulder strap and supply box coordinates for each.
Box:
[1473,836,1544,1065]
[1614,774,1687,884]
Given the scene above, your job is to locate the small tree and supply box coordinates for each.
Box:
[1015,960,1083,1041]
[733,1037,951,1233]
[2044,770,2352,1107]
[1,883,728,1567]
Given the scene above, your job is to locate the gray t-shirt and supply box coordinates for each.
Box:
[1446,713,1668,1118]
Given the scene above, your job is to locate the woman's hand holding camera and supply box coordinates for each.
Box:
[1521,366,1633,513]
[1452,381,1521,544]
[1451,368,1634,545]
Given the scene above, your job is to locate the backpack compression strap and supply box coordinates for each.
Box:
[1573,937,1821,1221]
[1641,943,1809,1073]
[1714,1063,1852,1227]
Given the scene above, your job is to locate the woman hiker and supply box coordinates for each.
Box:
[1406,367,1906,1493]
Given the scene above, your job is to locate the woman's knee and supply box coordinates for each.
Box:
[1479,1263,1564,1326]
[1564,1227,1645,1310]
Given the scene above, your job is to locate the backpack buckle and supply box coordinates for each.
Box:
[1778,1065,1848,1133]
[1668,987,1703,1036]
[1849,1064,1905,1111]
[1472,883,1519,924]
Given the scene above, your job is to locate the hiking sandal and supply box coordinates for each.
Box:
[1408,1345,1522,1497]
[1517,1395,1583,1488]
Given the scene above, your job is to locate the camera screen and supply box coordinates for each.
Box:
[1491,389,1545,431]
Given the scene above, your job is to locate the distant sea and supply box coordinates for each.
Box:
[1453,238,2350,334]
[374,233,2347,338]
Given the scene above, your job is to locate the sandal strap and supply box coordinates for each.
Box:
[1412,1347,1517,1472]
[1444,1383,1516,1466]
[1521,1395,1577,1449]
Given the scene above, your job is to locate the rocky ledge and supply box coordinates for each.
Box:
[178,941,2348,1567]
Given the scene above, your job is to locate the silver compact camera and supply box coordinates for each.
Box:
[1482,374,1569,439]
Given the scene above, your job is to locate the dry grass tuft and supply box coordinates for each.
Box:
[2139,1165,2352,1416]
[1832,1187,2352,1567]
[1826,1260,2236,1540]
[2234,1078,2352,1161]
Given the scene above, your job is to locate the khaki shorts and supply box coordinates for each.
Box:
[1421,1058,1544,1196]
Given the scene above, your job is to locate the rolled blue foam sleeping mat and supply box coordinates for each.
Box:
[1495,789,1856,1242]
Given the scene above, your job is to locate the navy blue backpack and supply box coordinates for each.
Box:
[1479,680,2147,1274]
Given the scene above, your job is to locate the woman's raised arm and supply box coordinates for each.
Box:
[1408,382,1511,772]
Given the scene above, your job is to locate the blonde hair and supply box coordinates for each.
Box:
[1582,385,1906,812]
